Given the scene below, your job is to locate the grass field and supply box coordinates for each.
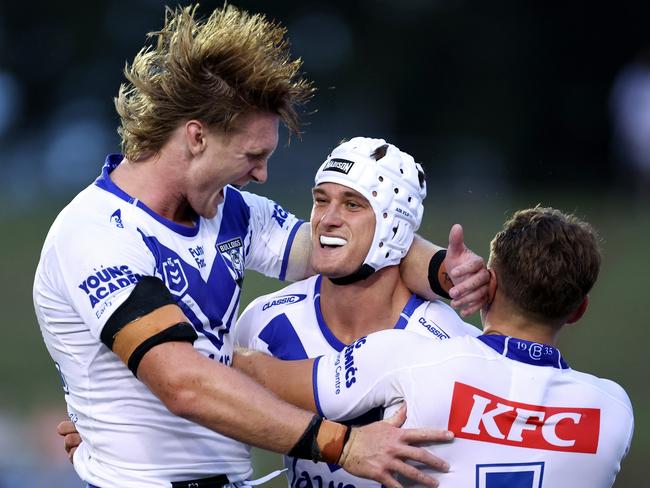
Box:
[3,189,647,486]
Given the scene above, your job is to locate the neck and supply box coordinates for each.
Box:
[319,266,412,345]
[110,143,193,225]
[482,292,560,346]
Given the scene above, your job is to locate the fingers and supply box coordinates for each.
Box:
[57,420,77,436]
[448,255,486,282]
[400,427,454,445]
[446,224,465,258]
[449,268,490,300]
[392,458,441,487]
[383,403,407,427]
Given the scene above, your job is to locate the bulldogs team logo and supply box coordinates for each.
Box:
[217,237,244,285]
[162,257,189,296]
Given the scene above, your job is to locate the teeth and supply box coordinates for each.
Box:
[320,235,347,246]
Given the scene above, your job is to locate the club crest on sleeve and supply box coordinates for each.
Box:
[162,257,189,296]
[217,237,244,284]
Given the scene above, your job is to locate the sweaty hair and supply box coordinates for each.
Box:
[489,206,601,324]
[115,4,314,160]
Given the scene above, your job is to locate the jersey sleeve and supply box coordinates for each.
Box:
[42,213,156,340]
[240,189,304,281]
[313,329,421,421]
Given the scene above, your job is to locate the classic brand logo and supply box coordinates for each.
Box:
[110,209,124,228]
[448,382,600,454]
[262,294,307,311]
[323,158,355,175]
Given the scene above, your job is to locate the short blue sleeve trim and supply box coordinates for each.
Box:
[279,219,305,281]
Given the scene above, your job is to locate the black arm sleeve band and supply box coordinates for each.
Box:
[127,321,197,377]
[288,415,323,461]
[428,249,451,299]
[101,276,179,349]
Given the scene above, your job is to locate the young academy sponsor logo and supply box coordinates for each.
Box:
[78,265,143,308]
[262,293,307,310]
[448,382,600,453]
[322,158,355,175]
[271,203,289,227]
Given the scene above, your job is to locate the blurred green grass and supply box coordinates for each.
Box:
[4,190,647,486]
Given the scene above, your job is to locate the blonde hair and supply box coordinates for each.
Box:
[115,4,314,160]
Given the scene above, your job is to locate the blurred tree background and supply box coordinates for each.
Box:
[0,0,647,486]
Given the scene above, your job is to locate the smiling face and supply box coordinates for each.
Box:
[185,111,279,218]
[310,183,376,278]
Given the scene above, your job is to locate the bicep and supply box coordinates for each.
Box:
[283,222,314,281]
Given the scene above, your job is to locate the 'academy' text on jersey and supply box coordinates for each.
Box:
[449,382,600,453]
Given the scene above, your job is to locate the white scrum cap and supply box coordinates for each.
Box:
[314,137,427,273]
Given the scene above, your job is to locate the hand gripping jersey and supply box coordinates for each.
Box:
[314,330,634,488]
[234,275,479,488]
[33,154,303,488]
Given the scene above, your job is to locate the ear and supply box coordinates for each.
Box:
[185,120,207,156]
[486,268,498,307]
[566,296,589,324]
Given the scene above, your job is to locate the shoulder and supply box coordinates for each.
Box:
[235,276,317,342]
[406,298,481,340]
[568,369,633,415]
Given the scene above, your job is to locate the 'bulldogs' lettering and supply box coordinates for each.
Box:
[448,382,600,453]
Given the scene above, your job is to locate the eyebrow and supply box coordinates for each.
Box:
[312,187,366,200]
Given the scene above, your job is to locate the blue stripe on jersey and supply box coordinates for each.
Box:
[258,313,309,360]
[312,356,324,417]
[395,294,426,329]
[278,220,305,281]
[95,154,199,237]
[133,189,253,351]
[478,334,569,369]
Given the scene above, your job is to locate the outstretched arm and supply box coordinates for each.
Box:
[401,225,491,317]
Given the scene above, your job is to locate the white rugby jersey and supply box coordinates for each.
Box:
[33,154,303,488]
[235,275,479,488]
[314,330,634,488]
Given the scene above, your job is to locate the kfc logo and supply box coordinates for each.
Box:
[448,383,600,454]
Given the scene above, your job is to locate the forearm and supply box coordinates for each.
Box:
[139,342,312,453]
[400,234,444,301]
[233,347,317,412]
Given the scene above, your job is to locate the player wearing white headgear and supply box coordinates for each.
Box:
[235,137,479,488]
[235,207,633,488]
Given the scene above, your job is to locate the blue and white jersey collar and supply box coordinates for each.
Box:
[313,274,426,351]
[94,153,200,237]
[478,334,569,369]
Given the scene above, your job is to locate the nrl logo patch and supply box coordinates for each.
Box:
[162,257,189,296]
[323,158,354,174]
[217,237,244,284]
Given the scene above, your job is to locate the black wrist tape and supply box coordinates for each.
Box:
[428,249,451,299]
[288,415,323,461]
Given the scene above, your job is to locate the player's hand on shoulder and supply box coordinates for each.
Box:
[57,419,81,464]
[339,403,453,488]
[444,224,491,317]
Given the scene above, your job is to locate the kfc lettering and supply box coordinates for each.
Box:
[448,382,600,453]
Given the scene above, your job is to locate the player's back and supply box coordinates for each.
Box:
[397,334,634,487]
[314,330,633,488]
